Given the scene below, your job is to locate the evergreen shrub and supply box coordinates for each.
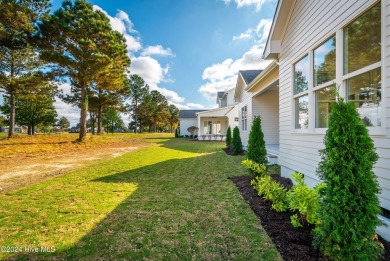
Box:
[226,126,232,148]
[232,126,243,154]
[314,98,383,260]
[247,116,267,164]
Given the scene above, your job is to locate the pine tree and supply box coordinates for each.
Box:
[314,98,383,260]
[226,126,232,148]
[247,116,267,164]
[232,126,243,154]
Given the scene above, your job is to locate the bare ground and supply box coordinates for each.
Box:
[0,144,141,194]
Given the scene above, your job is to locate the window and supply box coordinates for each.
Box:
[241,106,247,131]
[295,95,309,129]
[203,120,221,134]
[344,2,381,127]
[343,2,381,75]
[314,36,337,128]
[347,68,381,127]
[294,56,309,129]
[315,85,336,128]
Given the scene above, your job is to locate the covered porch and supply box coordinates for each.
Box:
[196,106,238,141]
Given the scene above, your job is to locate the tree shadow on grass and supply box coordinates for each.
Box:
[9,140,278,260]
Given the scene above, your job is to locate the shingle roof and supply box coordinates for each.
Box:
[217,92,225,99]
[179,110,206,118]
[239,70,263,84]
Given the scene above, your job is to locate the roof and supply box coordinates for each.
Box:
[179,110,206,118]
[263,0,295,59]
[196,106,235,117]
[217,92,225,99]
[239,70,263,85]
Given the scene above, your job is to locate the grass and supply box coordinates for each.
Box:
[0,132,8,140]
[0,137,281,260]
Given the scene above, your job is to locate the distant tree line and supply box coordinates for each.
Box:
[0,0,179,140]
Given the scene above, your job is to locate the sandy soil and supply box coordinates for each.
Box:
[0,145,140,194]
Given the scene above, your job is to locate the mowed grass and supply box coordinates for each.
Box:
[0,132,8,140]
[0,132,164,157]
[0,137,281,260]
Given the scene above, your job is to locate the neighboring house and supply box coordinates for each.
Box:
[196,88,238,140]
[2,125,27,134]
[234,70,263,147]
[179,110,205,136]
[263,0,390,239]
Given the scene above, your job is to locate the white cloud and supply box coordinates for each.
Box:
[172,102,206,110]
[223,0,271,12]
[256,19,272,42]
[232,29,253,41]
[199,44,271,100]
[141,45,175,57]
[93,5,141,52]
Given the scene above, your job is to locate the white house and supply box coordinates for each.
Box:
[263,0,390,239]
[196,88,238,140]
[179,110,205,136]
[234,70,263,147]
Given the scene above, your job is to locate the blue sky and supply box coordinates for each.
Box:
[51,0,277,125]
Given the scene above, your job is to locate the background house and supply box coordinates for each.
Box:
[197,88,238,140]
[179,110,205,136]
[263,0,390,239]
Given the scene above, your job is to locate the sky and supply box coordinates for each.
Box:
[6,0,278,126]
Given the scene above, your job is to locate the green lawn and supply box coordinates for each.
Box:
[0,132,7,140]
[0,137,281,260]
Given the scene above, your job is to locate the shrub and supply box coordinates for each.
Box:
[241,159,267,177]
[287,173,325,228]
[175,128,179,138]
[226,126,232,148]
[187,126,198,139]
[314,98,383,260]
[232,126,243,154]
[251,176,288,212]
[247,116,267,164]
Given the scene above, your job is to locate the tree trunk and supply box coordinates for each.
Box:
[28,125,32,135]
[32,123,35,135]
[78,85,88,141]
[97,105,103,134]
[8,92,16,138]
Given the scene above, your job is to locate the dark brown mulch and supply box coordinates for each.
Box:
[230,175,390,261]
[222,147,245,156]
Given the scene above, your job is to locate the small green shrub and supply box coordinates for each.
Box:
[241,159,267,177]
[251,176,288,212]
[226,126,232,147]
[175,128,179,138]
[232,126,243,154]
[247,116,267,164]
[287,172,325,228]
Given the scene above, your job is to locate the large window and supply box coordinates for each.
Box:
[292,2,382,131]
[344,2,381,127]
[314,36,336,128]
[242,106,247,131]
[344,2,381,74]
[294,56,309,129]
[203,121,221,134]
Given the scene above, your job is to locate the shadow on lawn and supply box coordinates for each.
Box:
[10,139,258,260]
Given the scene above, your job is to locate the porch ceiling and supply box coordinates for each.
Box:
[197,106,234,117]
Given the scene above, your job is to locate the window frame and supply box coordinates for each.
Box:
[241,106,248,131]
[290,0,384,136]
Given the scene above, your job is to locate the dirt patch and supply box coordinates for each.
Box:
[221,147,245,156]
[0,145,140,194]
[230,175,390,261]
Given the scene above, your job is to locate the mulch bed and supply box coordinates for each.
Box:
[230,174,390,261]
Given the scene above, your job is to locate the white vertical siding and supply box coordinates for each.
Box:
[252,90,280,145]
[279,0,390,209]
[238,90,253,147]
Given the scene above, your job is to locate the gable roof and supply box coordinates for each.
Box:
[239,70,263,85]
[263,0,295,59]
[179,110,206,119]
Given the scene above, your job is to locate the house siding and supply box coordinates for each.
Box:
[238,89,253,147]
[279,0,390,209]
[252,90,279,145]
[180,118,198,136]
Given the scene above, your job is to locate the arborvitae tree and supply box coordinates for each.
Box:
[226,126,232,148]
[175,128,179,138]
[247,116,267,164]
[314,98,383,260]
[232,126,243,154]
